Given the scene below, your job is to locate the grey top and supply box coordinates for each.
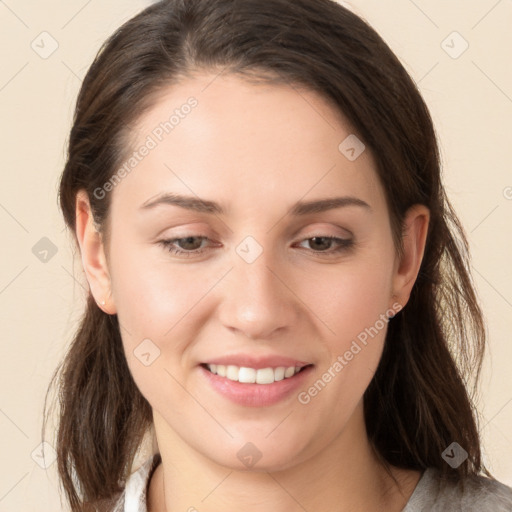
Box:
[403,466,512,511]
[112,453,512,511]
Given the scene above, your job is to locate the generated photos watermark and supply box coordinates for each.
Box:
[297,301,402,405]
[93,96,198,200]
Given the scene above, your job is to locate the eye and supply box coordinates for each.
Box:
[297,236,354,255]
[157,235,354,258]
[158,236,211,257]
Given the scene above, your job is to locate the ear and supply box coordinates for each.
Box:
[391,204,430,310]
[75,189,117,315]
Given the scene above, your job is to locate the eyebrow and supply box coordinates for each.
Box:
[139,192,371,216]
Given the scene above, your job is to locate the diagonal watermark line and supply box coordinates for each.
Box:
[200,18,297,94]
[0,472,29,502]
[0,201,29,232]
[265,410,294,438]
[162,267,234,337]
[201,66,228,94]
[285,80,337,130]
[198,7,239,93]
[418,61,439,84]
[164,163,233,234]
[265,266,336,335]
[0,408,29,438]
[163,367,234,438]
[60,265,89,293]
[470,204,499,233]
[0,62,29,93]
[489,420,512,447]
[163,159,335,336]
[0,0,29,28]
[0,266,28,296]
[61,0,93,29]
[472,61,512,105]
[201,471,233,502]
[472,266,512,308]
[472,0,503,30]
[243,20,338,133]
[61,266,132,335]
[482,397,512,429]
[266,164,337,234]
[408,0,439,28]
[117,318,132,338]
[265,472,311,512]
[61,60,82,82]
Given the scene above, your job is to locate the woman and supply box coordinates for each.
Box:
[43,0,512,510]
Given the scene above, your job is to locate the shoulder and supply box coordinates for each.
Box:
[110,453,162,512]
[404,467,512,511]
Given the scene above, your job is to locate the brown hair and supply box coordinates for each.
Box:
[43,0,490,510]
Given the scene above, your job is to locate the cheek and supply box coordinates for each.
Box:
[109,242,227,380]
[109,243,195,348]
[315,255,395,342]
[310,250,395,396]
[109,248,202,408]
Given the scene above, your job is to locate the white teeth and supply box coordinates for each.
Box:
[284,366,295,378]
[238,367,256,383]
[256,367,275,384]
[226,365,239,380]
[274,367,285,381]
[206,364,304,384]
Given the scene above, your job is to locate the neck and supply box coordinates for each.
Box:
[148,402,421,512]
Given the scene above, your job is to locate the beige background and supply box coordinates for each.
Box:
[0,0,510,510]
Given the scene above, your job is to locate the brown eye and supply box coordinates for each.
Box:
[297,236,354,256]
[159,236,210,256]
[158,235,354,259]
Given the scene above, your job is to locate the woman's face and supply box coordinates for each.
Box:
[89,73,426,471]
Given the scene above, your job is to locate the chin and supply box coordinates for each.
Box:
[206,437,309,473]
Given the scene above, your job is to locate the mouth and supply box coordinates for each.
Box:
[199,362,315,407]
[200,363,314,385]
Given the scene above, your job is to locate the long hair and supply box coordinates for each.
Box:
[43,1,489,510]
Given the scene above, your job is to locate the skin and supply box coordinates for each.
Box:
[76,73,430,511]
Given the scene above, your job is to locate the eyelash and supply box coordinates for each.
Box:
[157,235,354,258]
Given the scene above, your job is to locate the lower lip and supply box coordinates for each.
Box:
[199,364,314,407]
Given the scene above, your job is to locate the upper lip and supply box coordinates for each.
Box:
[201,355,313,370]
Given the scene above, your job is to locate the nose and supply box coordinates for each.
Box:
[217,242,301,341]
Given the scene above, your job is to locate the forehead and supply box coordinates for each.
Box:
[111,73,384,218]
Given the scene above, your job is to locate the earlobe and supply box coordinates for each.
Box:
[391,204,430,310]
[75,189,116,314]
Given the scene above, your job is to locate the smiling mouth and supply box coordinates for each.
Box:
[201,363,313,385]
